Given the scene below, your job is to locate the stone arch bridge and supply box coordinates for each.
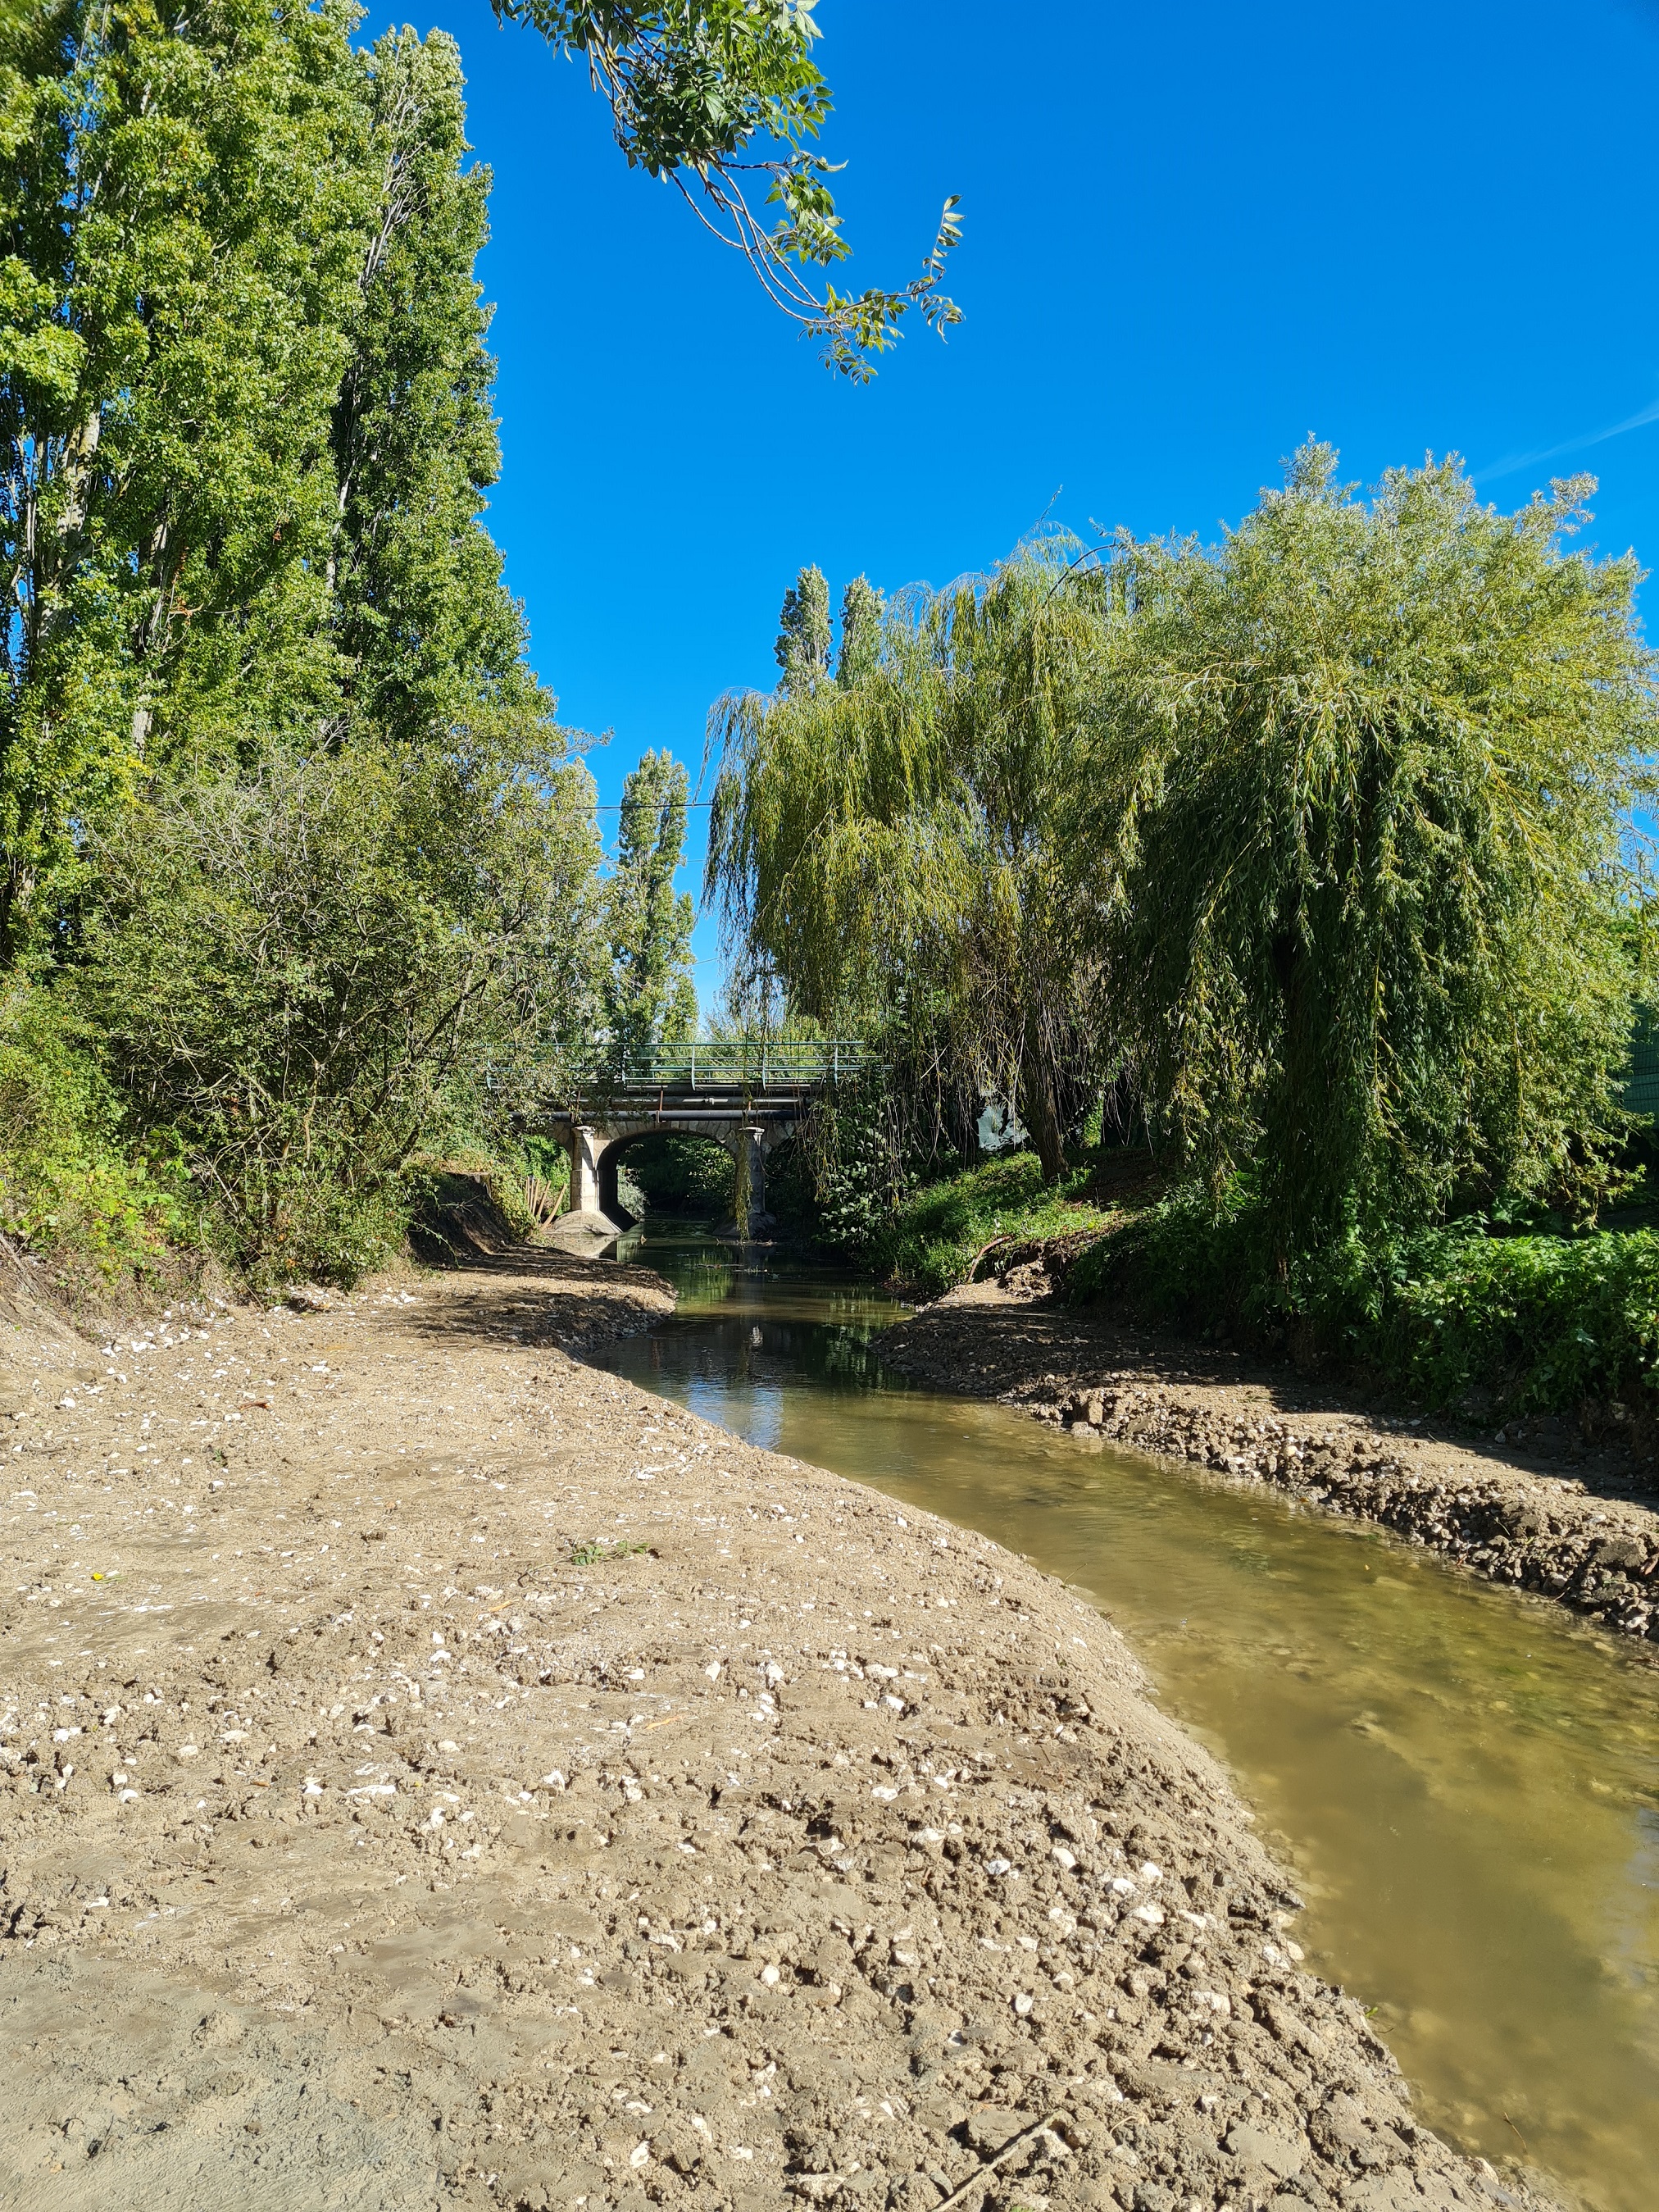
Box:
[532,1041,870,1239]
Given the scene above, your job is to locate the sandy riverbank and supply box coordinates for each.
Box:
[878,1279,1659,1655]
[1,1246,1551,2212]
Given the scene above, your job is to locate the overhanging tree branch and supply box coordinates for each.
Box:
[489,0,961,379]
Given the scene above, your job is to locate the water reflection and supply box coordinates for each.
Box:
[598,1227,1659,2212]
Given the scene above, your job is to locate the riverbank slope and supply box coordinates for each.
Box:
[2,1248,1549,2211]
[879,1277,1659,1653]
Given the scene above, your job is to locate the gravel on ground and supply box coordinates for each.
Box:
[0,1246,1556,2212]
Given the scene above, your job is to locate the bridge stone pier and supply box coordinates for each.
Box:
[534,1044,867,1242]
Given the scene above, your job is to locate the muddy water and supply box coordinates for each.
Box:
[597,1230,1659,2212]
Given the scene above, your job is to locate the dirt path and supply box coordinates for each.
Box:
[1,1249,1552,2212]
[879,1280,1659,1654]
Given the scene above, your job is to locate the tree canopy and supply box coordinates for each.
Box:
[1096,448,1653,1250]
[605,749,698,1053]
[0,1,613,1282]
[708,453,1658,1252]
[708,546,1113,1176]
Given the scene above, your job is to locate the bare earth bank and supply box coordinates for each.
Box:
[1,1249,1552,2212]
[878,1280,1659,1655]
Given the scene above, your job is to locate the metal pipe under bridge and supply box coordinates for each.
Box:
[530,1040,872,1238]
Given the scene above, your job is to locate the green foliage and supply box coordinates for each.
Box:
[1097,447,1652,1249]
[868,1147,1116,1298]
[330,28,533,749]
[0,6,645,1292]
[1063,1176,1270,1327]
[1066,1177,1659,1414]
[488,0,961,378]
[605,749,698,1051]
[518,1132,572,1222]
[707,545,1112,1178]
[0,0,373,956]
[789,1067,910,1258]
[567,1537,648,1567]
[623,1133,734,1218]
[836,575,884,686]
[711,455,1657,1276]
[1373,1227,1659,1411]
[775,563,831,694]
[0,980,189,1269]
[70,734,602,1286]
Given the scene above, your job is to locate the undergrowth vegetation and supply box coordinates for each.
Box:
[855,1140,1659,1418]
[865,1150,1120,1299]
[0,985,192,1281]
[1064,1172,1659,1415]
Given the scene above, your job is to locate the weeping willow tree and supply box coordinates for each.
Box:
[1093,445,1657,1257]
[706,547,1118,1177]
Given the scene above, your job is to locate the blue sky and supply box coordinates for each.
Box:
[407,0,1659,1013]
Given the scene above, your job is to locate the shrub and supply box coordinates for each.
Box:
[0,982,189,1273]
[869,1149,1118,1298]
[71,738,600,1288]
[1372,1228,1659,1411]
[1066,1172,1659,1413]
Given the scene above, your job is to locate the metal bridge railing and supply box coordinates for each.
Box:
[548,1040,874,1090]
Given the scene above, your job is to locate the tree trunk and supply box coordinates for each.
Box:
[1020,1005,1066,1181]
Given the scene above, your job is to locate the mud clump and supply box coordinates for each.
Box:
[1,1249,1556,2209]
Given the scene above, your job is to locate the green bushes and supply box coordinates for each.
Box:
[867,1149,1116,1298]
[1063,1176,1268,1328]
[0,984,190,1275]
[1066,1177,1659,1413]
[67,740,601,1291]
[1370,1228,1659,1412]
[625,1135,735,1218]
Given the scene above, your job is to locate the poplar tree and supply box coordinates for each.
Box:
[0,0,371,958]
[836,575,884,686]
[606,749,697,1053]
[775,564,831,695]
[330,27,530,749]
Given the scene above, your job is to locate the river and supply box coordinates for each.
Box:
[595,1227,1659,2212]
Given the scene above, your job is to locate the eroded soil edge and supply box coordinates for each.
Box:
[2,1250,1549,2211]
[879,1281,1659,1654]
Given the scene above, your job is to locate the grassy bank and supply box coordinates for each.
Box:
[862,1148,1142,1299]
[869,1145,1659,1419]
[1066,1177,1659,1416]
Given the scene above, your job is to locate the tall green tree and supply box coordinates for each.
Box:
[0,0,373,960]
[606,748,697,1052]
[1095,448,1656,1251]
[709,547,1113,1175]
[836,574,883,686]
[775,562,830,694]
[329,26,530,749]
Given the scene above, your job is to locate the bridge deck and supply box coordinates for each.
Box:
[534,1083,814,1125]
[544,1040,870,1091]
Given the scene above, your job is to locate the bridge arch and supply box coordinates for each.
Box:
[594,1124,743,1232]
[561,1113,782,1238]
